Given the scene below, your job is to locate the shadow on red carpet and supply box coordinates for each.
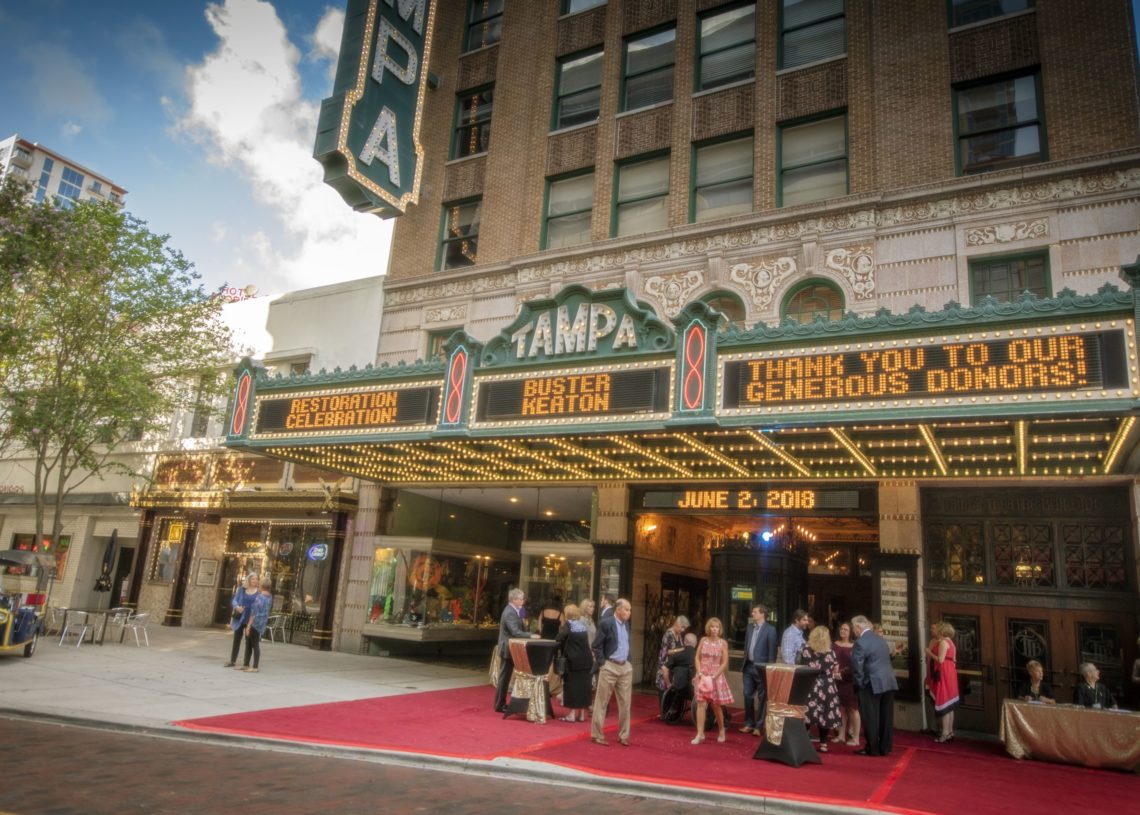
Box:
[175,686,1135,815]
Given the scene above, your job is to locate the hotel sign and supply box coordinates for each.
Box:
[721,326,1131,416]
[314,0,435,216]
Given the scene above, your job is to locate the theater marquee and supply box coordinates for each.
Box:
[719,322,1135,418]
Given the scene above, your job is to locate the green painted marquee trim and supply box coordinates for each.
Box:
[253,358,445,392]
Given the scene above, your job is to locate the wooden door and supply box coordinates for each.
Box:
[927,602,998,732]
[929,602,1137,733]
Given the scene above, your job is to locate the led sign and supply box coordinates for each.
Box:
[253,385,438,436]
[475,366,671,425]
[642,488,863,512]
[722,329,1129,412]
[314,0,435,215]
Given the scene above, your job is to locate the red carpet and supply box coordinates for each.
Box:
[177,688,1136,814]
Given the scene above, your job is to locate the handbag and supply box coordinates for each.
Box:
[554,655,568,675]
[231,608,242,621]
[697,674,715,695]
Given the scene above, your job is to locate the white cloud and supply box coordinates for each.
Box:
[61,121,83,138]
[310,6,344,82]
[179,0,391,294]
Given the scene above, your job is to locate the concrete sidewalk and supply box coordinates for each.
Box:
[0,624,485,730]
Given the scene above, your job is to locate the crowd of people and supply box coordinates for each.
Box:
[492,593,1129,750]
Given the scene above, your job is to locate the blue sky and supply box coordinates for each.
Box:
[0,0,392,296]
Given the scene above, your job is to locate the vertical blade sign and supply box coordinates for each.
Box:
[314,0,435,216]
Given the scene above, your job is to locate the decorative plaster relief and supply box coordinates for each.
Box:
[825,245,875,299]
[644,270,705,317]
[965,218,1048,246]
[729,256,798,308]
[386,271,518,306]
[423,304,467,324]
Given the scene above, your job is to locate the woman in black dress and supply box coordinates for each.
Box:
[539,595,564,639]
[555,603,594,722]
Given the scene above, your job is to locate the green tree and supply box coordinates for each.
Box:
[0,177,233,564]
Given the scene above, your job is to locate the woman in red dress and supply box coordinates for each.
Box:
[925,620,960,743]
[691,617,734,744]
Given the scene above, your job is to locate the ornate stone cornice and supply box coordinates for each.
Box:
[381,155,1140,311]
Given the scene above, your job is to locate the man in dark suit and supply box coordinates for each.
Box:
[740,603,779,735]
[1074,662,1118,708]
[598,593,616,620]
[851,614,899,756]
[591,598,633,746]
[494,588,536,712]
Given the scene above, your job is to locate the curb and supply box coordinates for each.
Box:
[0,707,888,815]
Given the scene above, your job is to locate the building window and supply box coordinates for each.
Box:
[563,0,606,12]
[57,167,84,208]
[440,199,482,269]
[427,328,459,360]
[955,72,1044,175]
[465,0,503,51]
[623,27,675,112]
[949,0,1034,28]
[783,280,844,323]
[969,253,1049,304]
[697,3,755,91]
[452,87,494,159]
[545,171,595,249]
[692,136,753,222]
[35,157,54,203]
[613,155,669,238]
[780,0,846,69]
[779,113,847,206]
[701,291,748,330]
[90,180,103,196]
[554,49,603,130]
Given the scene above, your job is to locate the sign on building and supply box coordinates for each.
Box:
[314,0,435,216]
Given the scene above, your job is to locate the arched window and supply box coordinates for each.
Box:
[700,290,747,330]
[782,280,844,324]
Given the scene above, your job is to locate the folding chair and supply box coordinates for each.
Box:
[123,612,150,646]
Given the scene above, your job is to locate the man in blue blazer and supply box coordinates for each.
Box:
[851,614,899,756]
[740,603,778,735]
[494,588,536,712]
[591,598,633,746]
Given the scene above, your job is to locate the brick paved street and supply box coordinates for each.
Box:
[0,717,746,815]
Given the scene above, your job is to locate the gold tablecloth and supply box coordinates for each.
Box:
[1000,699,1140,773]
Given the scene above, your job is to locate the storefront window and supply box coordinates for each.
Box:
[265,524,332,634]
[365,538,518,632]
[520,541,594,617]
[7,534,71,578]
[151,520,184,582]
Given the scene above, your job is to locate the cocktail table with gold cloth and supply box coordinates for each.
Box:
[504,638,557,724]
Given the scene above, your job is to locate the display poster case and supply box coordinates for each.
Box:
[519,541,594,617]
[362,536,518,642]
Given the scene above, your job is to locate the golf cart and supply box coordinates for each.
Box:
[0,550,55,658]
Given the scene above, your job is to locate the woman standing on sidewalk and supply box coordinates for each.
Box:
[225,573,259,667]
[240,577,273,672]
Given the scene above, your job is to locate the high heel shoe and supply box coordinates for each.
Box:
[717,731,726,743]
[691,734,704,745]
[934,733,954,743]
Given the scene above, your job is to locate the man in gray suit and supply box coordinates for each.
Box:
[740,603,779,735]
[850,614,899,756]
[591,598,633,746]
[494,588,536,712]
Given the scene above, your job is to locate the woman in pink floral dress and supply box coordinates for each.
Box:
[692,617,734,744]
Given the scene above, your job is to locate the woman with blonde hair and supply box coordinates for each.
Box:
[691,617,734,744]
[925,620,960,742]
[798,625,842,751]
[554,603,593,722]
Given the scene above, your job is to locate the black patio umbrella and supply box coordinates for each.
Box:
[94,529,117,594]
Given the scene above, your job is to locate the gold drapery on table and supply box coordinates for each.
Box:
[507,638,556,724]
[764,665,807,747]
[1000,699,1140,773]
